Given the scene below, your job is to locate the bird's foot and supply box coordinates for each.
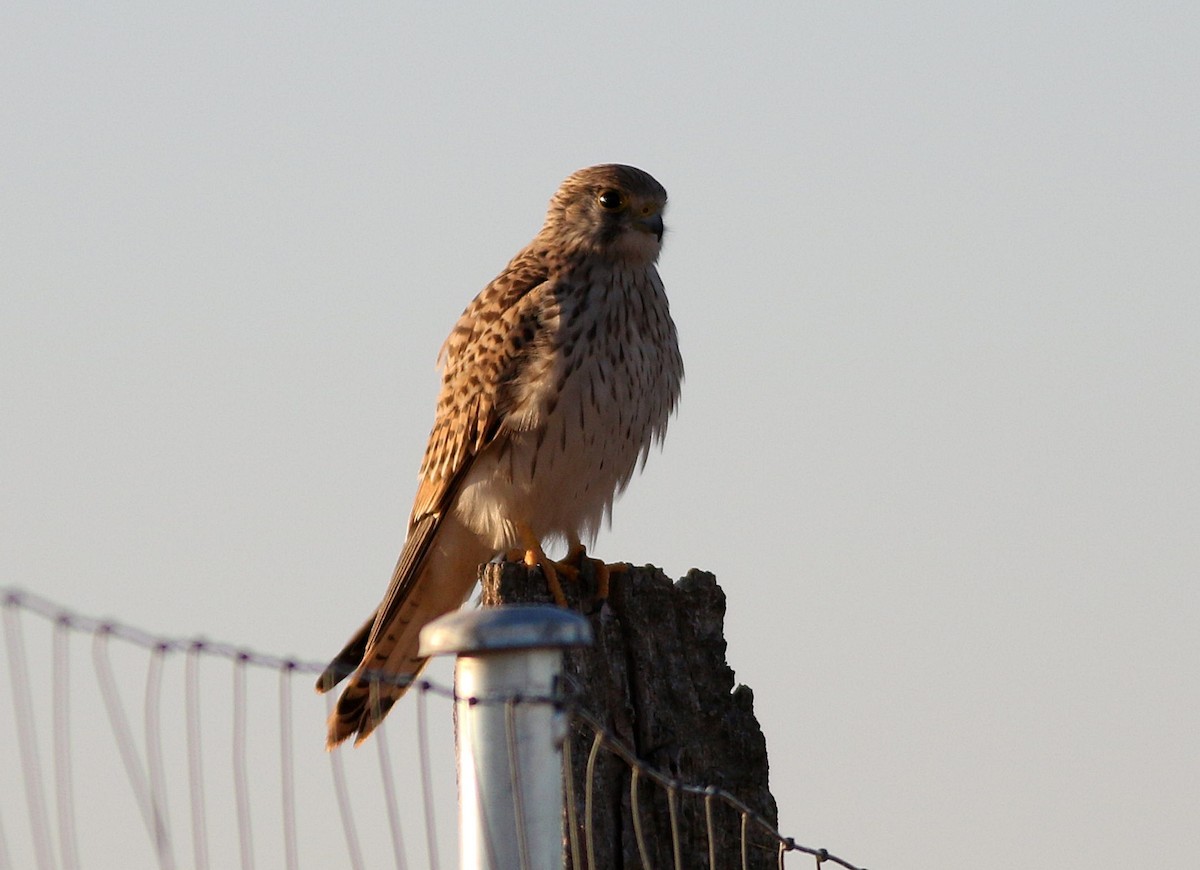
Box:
[560,541,629,602]
[594,559,630,601]
[514,526,572,606]
[521,543,569,606]
[514,528,630,607]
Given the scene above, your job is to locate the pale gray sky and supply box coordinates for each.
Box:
[3,4,1198,868]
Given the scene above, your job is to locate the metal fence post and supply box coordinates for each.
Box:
[420,605,592,870]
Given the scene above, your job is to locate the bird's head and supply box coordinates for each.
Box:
[541,164,668,267]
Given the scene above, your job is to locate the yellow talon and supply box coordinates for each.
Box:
[516,524,568,606]
[594,560,630,601]
[513,527,629,606]
[564,536,628,602]
[562,540,588,566]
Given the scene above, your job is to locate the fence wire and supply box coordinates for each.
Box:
[1,587,865,870]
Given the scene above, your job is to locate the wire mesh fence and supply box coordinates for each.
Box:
[1,586,865,870]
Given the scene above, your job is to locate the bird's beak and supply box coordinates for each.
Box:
[635,212,665,242]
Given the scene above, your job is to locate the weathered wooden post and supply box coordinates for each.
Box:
[482,561,781,869]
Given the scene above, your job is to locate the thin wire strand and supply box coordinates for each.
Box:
[52,616,80,870]
[741,812,749,870]
[461,696,503,870]
[415,684,441,870]
[325,692,366,870]
[504,699,532,870]
[562,731,582,870]
[232,654,254,870]
[278,663,298,870]
[92,625,162,861]
[373,722,408,870]
[2,596,54,870]
[667,785,682,870]
[583,728,604,870]
[0,793,13,870]
[145,642,175,870]
[184,643,209,870]
[630,767,652,869]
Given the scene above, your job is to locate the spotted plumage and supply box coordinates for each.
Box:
[317,164,682,747]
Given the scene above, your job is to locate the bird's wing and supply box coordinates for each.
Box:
[363,250,551,651]
[413,252,550,513]
[317,249,550,704]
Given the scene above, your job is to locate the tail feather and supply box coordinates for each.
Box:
[325,675,408,748]
[322,618,431,748]
[316,612,375,694]
[320,513,492,748]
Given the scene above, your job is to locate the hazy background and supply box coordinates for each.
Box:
[3,3,1197,868]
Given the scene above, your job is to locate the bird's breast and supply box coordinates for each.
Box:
[454,265,681,550]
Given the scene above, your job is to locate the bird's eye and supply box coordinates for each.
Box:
[597,189,625,211]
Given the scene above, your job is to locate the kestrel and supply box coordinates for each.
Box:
[317,164,682,747]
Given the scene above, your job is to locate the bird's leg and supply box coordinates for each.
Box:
[512,528,632,605]
[563,535,629,601]
[592,559,630,601]
[561,538,589,569]
[515,523,568,606]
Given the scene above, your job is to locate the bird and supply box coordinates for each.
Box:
[316,164,683,748]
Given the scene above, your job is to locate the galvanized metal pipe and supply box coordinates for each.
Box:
[420,605,592,870]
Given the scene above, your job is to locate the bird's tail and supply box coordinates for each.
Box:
[317,514,491,748]
[323,666,419,748]
[317,587,451,748]
[315,612,423,747]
